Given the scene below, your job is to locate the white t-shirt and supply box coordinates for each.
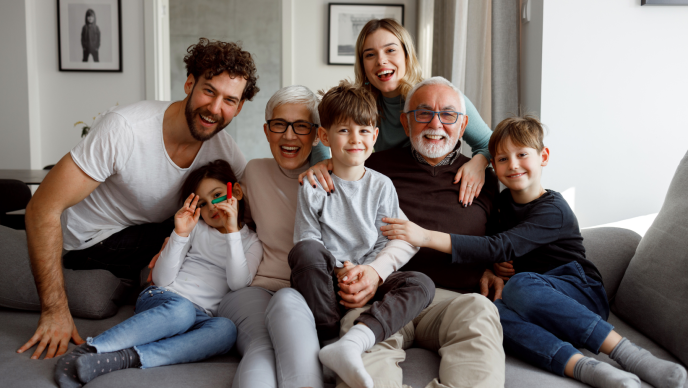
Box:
[152,222,263,316]
[62,100,247,250]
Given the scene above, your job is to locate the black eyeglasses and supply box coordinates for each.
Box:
[406,109,464,124]
[266,119,318,135]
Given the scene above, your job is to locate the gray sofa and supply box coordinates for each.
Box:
[3,151,687,387]
[0,227,683,388]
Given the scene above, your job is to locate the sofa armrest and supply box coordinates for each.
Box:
[581,227,641,302]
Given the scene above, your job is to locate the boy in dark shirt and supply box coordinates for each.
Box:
[381,116,686,388]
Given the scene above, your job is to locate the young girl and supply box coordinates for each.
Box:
[54,159,263,388]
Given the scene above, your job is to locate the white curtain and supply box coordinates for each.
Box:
[430,0,520,155]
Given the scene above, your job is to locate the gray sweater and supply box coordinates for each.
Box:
[294,168,414,278]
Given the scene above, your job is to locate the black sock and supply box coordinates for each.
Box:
[54,344,97,388]
[75,347,141,384]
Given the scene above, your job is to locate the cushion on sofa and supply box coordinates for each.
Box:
[580,227,641,302]
[0,225,129,319]
[613,150,688,365]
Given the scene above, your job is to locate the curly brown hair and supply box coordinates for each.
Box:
[184,38,259,101]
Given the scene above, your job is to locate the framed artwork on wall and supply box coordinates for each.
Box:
[57,0,122,72]
[328,3,404,65]
[641,0,688,4]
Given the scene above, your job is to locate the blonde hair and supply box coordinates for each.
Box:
[489,115,546,158]
[354,18,423,101]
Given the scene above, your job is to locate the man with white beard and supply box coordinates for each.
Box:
[341,76,506,388]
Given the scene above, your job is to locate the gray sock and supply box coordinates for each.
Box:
[54,344,97,388]
[75,347,140,384]
[610,338,688,388]
[573,356,641,388]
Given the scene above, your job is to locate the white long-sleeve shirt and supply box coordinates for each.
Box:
[152,221,263,316]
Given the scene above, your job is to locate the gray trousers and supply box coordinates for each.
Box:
[218,286,323,388]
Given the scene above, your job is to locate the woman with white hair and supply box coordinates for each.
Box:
[217,85,325,388]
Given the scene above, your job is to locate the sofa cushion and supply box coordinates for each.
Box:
[0,225,129,319]
[580,227,641,302]
[613,150,688,365]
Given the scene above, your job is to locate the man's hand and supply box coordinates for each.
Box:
[337,264,381,309]
[454,154,488,207]
[298,159,334,193]
[479,269,504,301]
[146,237,170,284]
[494,260,515,281]
[17,306,84,359]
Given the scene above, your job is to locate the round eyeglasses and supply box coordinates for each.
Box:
[266,119,318,135]
[406,109,464,124]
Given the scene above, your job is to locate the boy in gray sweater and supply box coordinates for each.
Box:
[288,81,435,388]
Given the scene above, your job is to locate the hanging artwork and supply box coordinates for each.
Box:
[57,0,123,72]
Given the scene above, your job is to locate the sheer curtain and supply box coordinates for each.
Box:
[429,0,520,155]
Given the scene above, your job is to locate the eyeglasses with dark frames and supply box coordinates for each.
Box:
[266,119,318,135]
[405,109,464,124]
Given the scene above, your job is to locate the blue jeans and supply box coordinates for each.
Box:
[87,286,237,369]
[495,262,614,376]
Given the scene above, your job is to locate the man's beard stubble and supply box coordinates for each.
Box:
[411,129,459,159]
[184,87,229,141]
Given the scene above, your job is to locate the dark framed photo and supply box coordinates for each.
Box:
[57,0,122,72]
[328,3,404,66]
[642,0,688,4]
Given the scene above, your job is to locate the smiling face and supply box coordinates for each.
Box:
[492,136,549,201]
[195,177,243,231]
[319,118,378,171]
[402,84,468,165]
[183,72,247,141]
[362,28,407,98]
[264,103,317,170]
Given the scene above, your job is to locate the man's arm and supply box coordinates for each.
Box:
[17,153,100,359]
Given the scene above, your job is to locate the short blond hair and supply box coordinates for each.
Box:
[318,80,378,130]
[354,18,423,100]
[489,115,546,157]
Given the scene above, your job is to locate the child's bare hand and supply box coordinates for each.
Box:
[380,217,432,247]
[494,261,515,281]
[174,194,201,237]
[335,261,358,283]
[214,197,240,233]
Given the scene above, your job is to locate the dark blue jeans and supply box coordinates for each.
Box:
[495,262,613,376]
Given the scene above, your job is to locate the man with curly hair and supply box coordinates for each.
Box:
[16,38,260,361]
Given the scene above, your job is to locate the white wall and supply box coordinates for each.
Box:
[288,0,417,92]
[0,1,32,169]
[521,0,688,227]
[33,0,146,167]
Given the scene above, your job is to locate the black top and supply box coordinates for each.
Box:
[450,189,603,283]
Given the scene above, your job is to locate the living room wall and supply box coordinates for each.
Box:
[521,0,688,227]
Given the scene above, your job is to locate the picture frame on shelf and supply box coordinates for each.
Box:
[57,0,122,72]
[327,3,404,66]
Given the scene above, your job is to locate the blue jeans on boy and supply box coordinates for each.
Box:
[87,286,236,368]
[495,262,613,377]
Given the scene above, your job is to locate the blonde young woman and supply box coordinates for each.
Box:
[302,18,492,207]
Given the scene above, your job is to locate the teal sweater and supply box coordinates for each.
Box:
[311,92,492,165]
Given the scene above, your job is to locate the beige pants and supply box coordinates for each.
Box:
[337,289,505,388]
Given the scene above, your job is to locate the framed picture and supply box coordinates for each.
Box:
[57,0,122,72]
[328,3,404,65]
[642,0,688,4]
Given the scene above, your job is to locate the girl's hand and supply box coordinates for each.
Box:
[214,197,240,233]
[175,194,201,237]
[298,159,334,193]
[494,261,515,281]
[454,154,488,207]
[380,217,432,247]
